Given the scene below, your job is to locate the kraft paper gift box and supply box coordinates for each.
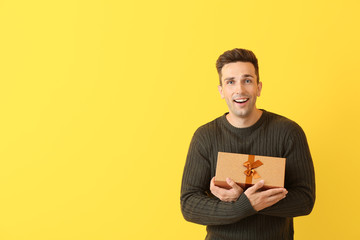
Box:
[214,152,286,190]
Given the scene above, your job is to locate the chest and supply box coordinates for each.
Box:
[208,128,287,176]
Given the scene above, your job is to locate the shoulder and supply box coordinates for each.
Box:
[264,110,306,139]
[193,115,223,138]
[187,115,224,154]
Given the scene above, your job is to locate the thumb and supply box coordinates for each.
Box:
[210,177,216,187]
[248,180,264,193]
[226,178,240,190]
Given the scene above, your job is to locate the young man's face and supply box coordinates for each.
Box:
[218,61,262,120]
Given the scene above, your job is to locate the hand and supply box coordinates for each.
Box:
[244,180,288,211]
[210,177,244,202]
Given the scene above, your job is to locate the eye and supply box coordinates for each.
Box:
[245,79,252,84]
[227,80,234,85]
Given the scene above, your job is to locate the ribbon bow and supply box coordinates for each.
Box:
[244,160,263,179]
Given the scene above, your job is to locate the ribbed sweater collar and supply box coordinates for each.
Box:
[219,109,267,136]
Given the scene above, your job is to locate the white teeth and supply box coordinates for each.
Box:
[234,99,248,103]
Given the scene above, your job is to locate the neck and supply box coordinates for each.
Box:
[226,109,263,128]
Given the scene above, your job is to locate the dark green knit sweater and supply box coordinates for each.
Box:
[181,110,315,240]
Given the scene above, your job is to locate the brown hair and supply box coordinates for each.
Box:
[216,48,259,85]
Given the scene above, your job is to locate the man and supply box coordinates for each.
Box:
[180,48,315,239]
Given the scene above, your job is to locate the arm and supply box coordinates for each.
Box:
[211,178,288,212]
[259,124,316,217]
[180,129,257,226]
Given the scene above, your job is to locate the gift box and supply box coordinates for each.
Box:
[214,152,286,190]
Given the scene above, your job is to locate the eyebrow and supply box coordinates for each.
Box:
[223,74,254,81]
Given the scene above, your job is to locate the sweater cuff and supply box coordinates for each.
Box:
[234,193,257,218]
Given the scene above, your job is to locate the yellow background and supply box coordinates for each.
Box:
[0,0,359,239]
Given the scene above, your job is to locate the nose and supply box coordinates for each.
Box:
[235,82,245,95]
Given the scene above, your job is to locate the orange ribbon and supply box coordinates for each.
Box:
[244,155,263,184]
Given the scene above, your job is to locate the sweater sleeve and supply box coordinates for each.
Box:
[259,123,316,217]
[180,128,257,225]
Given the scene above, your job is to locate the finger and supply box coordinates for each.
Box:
[226,178,241,190]
[247,180,265,193]
[211,185,230,199]
[261,188,287,197]
[210,178,227,193]
[265,192,287,206]
[210,177,215,188]
[210,177,220,192]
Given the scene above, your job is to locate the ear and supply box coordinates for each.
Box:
[257,82,262,97]
[218,85,224,99]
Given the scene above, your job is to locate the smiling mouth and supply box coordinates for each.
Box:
[234,98,249,103]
